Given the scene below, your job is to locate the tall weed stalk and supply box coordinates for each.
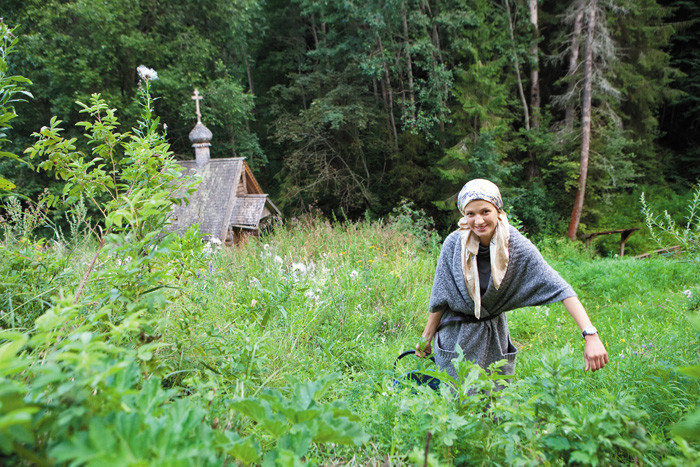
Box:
[641,184,700,261]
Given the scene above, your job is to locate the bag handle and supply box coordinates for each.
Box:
[394,350,435,369]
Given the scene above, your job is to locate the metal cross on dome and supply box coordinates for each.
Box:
[191,88,203,124]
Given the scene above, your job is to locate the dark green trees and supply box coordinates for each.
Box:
[3,0,694,236]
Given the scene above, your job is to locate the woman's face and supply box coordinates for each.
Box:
[464,199,500,245]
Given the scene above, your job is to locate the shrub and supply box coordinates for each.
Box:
[641,183,700,262]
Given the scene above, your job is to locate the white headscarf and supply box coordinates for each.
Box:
[457,179,510,318]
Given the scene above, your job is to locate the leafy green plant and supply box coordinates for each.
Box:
[0,68,226,464]
[0,20,33,192]
[387,199,441,252]
[229,373,369,465]
[641,183,700,262]
[493,348,653,465]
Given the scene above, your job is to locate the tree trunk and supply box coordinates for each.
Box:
[505,0,530,131]
[244,53,254,95]
[528,0,540,129]
[567,0,596,240]
[565,7,584,131]
[527,0,541,180]
[377,36,399,150]
[424,0,447,140]
[401,1,416,120]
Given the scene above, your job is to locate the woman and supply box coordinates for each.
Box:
[416,179,608,382]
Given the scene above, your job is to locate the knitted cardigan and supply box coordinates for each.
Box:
[429,225,576,379]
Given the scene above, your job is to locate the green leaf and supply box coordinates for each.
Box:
[677,365,700,379]
[569,451,593,464]
[543,436,571,451]
[0,177,15,191]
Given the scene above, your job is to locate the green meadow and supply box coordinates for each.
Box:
[3,212,697,465]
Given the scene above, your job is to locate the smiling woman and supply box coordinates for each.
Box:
[416,178,608,385]
[462,200,499,246]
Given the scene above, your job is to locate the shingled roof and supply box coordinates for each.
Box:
[168,90,280,242]
[169,157,280,241]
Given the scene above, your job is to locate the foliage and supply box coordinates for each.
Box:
[2,203,699,464]
[0,7,699,466]
[0,20,32,191]
[3,0,692,235]
[641,183,700,261]
[386,199,442,251]
[229,374,369,465]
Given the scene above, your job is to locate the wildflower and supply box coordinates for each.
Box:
[251,299,258,307]
[136,65,158,81]
[274,256,283,265]
[350,270,359,279]
[292,262,307,274]
[683,289,692,299]
[263,244,270,250]
[648,343,653,348]
[210,238,222,246]
[304,290,316,299]
[208,261,213,273]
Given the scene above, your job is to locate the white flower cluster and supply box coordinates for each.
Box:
[292,262,316,275]
[202,237,223,256]
[304,288,322,301]
[137,65,158,81]
[683,289,693,299]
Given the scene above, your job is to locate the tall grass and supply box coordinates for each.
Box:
[2,213,697,464]
[158,216,698,464]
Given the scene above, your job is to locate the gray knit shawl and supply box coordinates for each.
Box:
[429,226,576,379]
[429,225,575,318]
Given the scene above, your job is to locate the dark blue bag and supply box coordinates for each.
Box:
[391,350,441,391]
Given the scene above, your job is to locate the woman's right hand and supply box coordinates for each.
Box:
[416,309,444,358]
[415,337,432,358]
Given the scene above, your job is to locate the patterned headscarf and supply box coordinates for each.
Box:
[457,179,510,318]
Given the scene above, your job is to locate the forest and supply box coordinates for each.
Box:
[2,0,699,244]
[0,1,699,466]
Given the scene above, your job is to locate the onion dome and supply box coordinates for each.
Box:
[189,122,212,144]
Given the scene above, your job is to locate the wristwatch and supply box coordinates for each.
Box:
[582,326,598,339]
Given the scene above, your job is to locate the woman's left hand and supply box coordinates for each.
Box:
[583,335,609,371]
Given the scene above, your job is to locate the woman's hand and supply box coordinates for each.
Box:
[561,297,609,372]
[584,334,609,371]
[416,309,444,358]
[415,335,433,358]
